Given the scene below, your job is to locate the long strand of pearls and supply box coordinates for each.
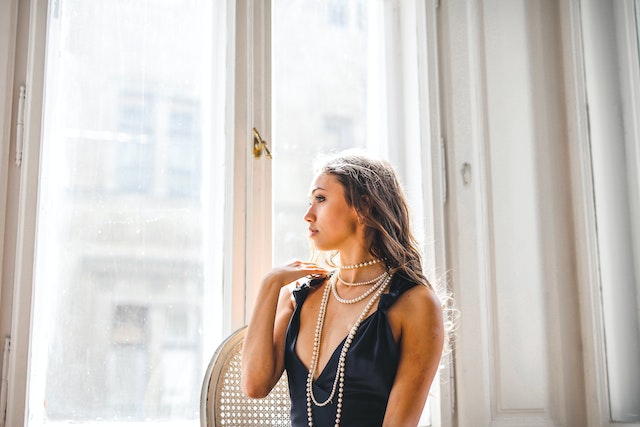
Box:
[339,258,380,270]
[306,272,393,427]
[332,272,388,304]
[338,271,388,287]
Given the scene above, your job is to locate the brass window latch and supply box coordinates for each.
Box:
[252,127,272,159]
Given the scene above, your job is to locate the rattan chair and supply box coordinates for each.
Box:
[200,325,291,427]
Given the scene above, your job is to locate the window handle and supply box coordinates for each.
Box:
[252,127,272,159]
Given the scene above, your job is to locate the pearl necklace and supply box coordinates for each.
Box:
[338,270,388,287]
[339,258,380,270]
[306,272,393,427]
[332,272,388,304]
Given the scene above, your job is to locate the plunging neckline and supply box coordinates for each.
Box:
[284,273,416,426]
[293,311,380,381]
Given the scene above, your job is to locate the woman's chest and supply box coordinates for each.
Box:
[294,286,402,376]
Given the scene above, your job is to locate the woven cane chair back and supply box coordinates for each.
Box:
[200,326,291,427]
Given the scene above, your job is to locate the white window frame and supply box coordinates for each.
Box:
[566,0,640,425]
[0,0,448,426]
[226,0,273,331]
[1,1,248,425]
[0,0,19,421]
[4,1,49,425]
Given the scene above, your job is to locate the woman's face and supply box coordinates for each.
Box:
[304,173,360,252]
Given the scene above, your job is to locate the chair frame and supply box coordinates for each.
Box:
[200,326,246,426]
[200,326,291,426]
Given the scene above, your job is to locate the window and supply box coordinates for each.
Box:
[328,0,349,27]
[114,91,155,193]
[271,1,440,425]
[24,0,225,425]
[581,0,640,423]
[4,0,442,426]
[166,98,202,199]
[272,0,377,265]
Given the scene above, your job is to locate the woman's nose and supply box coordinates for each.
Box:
[304,205,314,223]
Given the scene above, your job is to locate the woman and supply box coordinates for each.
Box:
[241,153,445,426]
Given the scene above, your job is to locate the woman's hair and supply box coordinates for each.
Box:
[313,150,459,365]
[315,152,429,288]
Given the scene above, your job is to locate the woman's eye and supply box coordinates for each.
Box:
[308,195,325,205]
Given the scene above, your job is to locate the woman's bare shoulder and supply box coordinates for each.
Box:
[394,281,440,307]
[390,284,442,327]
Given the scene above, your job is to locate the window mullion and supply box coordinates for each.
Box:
[228,0,272,330]
[5,0,48,426]
[245,0,273,325]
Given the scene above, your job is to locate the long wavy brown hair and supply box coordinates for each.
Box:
[316,152,430,289]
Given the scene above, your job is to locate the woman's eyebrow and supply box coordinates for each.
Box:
[310,187,326,194]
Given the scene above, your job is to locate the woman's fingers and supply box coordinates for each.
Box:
[272,260,328,285]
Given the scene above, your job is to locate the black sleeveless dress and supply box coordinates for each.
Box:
[284,274,418,427]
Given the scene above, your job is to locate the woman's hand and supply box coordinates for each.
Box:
[263,259,328,288]
[242,260,327,398]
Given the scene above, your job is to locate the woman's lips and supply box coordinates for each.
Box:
[308,228,318,238]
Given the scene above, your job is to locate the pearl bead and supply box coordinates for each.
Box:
[339,258,380,270]
[338,270,388,287]
[332,271,389,304]
[306,271,392,426]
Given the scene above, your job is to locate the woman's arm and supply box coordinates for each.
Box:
[383,285,444,426]
[241,261,327,398]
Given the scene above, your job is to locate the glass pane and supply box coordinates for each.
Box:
[28,1,226,425]
[271,0,384,265]
[582,0,640,422]
[271,1,433,425]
